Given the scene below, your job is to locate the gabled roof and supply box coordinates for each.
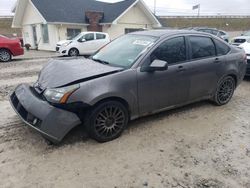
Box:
[31,0,136,24]
[12,0,161,27]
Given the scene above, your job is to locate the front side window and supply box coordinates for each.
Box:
[93,34,157,68]
[151,37,186,65]
[84,33,94,41]
[189,36,216,59]
[41,24,49,43]
[78,33,94,42]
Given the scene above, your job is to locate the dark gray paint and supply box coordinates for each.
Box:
[9,30,247,143]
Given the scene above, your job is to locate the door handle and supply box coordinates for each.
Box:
[177,65,186,72]
[214,58,221,63]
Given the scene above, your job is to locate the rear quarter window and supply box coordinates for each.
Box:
[96,33,106,40]
[214,39,230,56]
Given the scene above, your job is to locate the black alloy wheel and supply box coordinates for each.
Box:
[214,76,235,105]
[85,101,129,142]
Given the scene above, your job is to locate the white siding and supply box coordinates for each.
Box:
[103,4,154,40]
[57,25,87,41]
[22,1,44,25]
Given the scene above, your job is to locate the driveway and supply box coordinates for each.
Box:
[13,49,60,61]
[0,58,250,188]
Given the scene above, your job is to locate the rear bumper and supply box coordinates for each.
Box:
[9,84,81,143]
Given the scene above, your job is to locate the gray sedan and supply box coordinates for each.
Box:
[9,30,247,143]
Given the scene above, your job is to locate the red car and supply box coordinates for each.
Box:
[0,35,24,62]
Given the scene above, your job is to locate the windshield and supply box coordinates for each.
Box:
[243,31,250,36]
[68,33,83,40]
[92,34,157,68]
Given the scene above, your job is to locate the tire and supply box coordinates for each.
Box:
[214,76,235,106]
[68,48,79,57]
[0,49,12,62]
[85,101,129,142]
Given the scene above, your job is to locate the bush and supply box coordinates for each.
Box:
[24,43,31,50]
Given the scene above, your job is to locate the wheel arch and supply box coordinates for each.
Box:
[68,47,79,55]
[92,96,131,118]
[227,73,238,86]
[0,47,13,55]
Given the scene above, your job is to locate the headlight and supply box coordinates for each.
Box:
[43,84,80,104]
[62,41,72,47]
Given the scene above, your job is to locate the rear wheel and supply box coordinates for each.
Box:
[68,48,79,57]
[85,101,129,142]
[0,49,12,62]
[214,76,235,106]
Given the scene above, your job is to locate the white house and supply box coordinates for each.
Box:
[12,0,162,51]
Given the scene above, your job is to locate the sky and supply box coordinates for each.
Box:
[0,0,250,16]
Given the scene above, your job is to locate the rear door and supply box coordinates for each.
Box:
[185,35,222,100]
[95,33,109,51]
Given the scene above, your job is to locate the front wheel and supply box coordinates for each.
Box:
[214,76,235,106]
[68,48,79,57]
[0,49,12,62]
[85,101,129,142]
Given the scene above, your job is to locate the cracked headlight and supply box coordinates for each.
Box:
[43,84,80,104]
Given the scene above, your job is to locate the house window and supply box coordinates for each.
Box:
[125,28,144,34]
[41,24,49,43]
[67,28,81,39]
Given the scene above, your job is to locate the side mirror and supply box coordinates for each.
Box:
[78,38,86,43]
[141,59,168,72]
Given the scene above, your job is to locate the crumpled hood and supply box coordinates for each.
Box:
[37,58,123,89]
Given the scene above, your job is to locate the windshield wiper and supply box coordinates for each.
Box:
[92,58,109,65]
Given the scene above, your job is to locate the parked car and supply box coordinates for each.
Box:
[0,35,24,62]
[56,32,110,56]
[10,30,247,143]
[231,30,250,46]
[186,27,229,42]
[239,38,250,76]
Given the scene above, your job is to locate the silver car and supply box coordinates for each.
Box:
[9,30,247,143]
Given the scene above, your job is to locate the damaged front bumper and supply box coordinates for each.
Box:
[9,84,82,143]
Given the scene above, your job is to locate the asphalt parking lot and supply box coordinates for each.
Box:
[0,58,250,188]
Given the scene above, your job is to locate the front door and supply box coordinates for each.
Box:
[32,25,37,47]
[137,36,190,115]
[78,33,95,54]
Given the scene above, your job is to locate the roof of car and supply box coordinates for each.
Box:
[130,29,208,38]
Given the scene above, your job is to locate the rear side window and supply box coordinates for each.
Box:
[152,37,186,65]
[96,33,106,40]
[214,39,230,56]
[189,36,216,59]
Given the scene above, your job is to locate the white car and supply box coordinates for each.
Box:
[56,32,110,56]
[231,31,250,46]
[239,39,250,76]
